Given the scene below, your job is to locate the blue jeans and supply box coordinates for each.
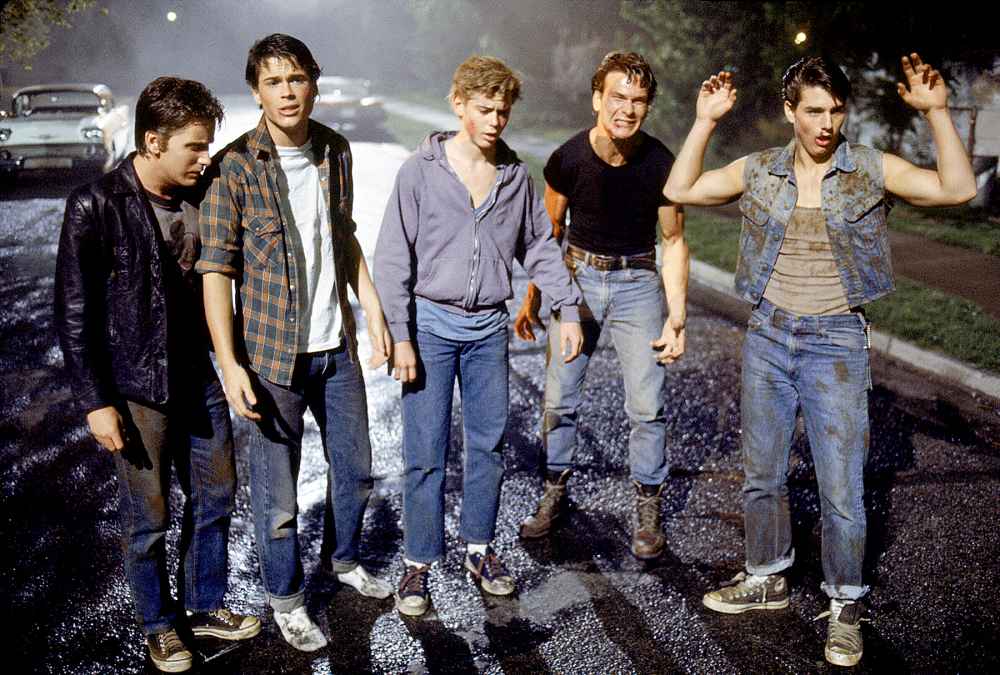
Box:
[401,327,508,564]
[741,299,871,600]
[114,369,236,635]
[248,347,373,612]
[544,260,669,484]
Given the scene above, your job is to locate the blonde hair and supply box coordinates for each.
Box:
[449,55,521,103]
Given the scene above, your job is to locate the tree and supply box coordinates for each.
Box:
[622,0,999,160]
[0,0,96,69]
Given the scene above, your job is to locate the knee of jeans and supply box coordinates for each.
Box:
[268,508,297,539]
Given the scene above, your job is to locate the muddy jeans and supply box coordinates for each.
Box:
[741,298,870,600]
[248,346,373,613]
[114,370,235,635]
[543,259,669,484]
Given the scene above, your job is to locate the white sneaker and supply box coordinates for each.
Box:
[337,565,393,599]
[273,607,328,652]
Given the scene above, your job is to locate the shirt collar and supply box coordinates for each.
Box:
[768,137,857,178]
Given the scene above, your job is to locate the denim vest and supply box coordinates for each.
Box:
[735,139,894,307]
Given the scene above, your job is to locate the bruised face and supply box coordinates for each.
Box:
[593,70,650,141]
[452,92,512,152]
[146,121,213,191]
[252,56,316,146]
[785,85,847,161]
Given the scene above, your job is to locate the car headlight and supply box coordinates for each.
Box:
[81,127,103,141]
[0,128,11,142]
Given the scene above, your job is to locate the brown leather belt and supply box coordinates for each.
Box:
[566,244,657,272]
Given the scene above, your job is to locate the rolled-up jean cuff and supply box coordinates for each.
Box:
[746,552,795,577]
[143,620,174,637]
[329,558,358,574]
[267,589,305,613]
[821,582,869,601]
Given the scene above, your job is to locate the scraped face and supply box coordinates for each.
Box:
[785,85,847,161]
[452,91,512,152]
[592,70,650,141]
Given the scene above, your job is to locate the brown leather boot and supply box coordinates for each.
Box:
[631,480,666,559]
[519,469,571,539]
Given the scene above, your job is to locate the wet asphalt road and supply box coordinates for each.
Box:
[2,153,1000,674]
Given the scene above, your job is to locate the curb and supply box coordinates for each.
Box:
[689,259,1000,401]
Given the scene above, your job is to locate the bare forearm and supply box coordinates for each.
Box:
[202,272,239,367]
[354,252,383,317]
[660,236,689,325]
[665,119,717,203]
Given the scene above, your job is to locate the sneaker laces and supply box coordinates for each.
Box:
[399,565,429,596]
[156,629,184,653]
[478,550,511,580]
[208,608,235,625]
[814,600,868,652]
[720,571,770,598]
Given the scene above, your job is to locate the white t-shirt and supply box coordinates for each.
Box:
[276,141,341,352]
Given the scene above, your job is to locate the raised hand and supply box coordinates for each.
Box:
[696,71,737,122]
[897,53,948,113]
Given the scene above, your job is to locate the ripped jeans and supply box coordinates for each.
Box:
[741,298,871,600]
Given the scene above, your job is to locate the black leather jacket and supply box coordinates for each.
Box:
[54,156,210,414]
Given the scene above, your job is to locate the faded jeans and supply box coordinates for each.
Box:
[741,298,871,600]
[401,327,508,564]
[544,259,669,485]
[114,368,235,635]
[248,346,373,612]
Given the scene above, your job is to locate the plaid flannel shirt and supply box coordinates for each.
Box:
[196,116,358,385]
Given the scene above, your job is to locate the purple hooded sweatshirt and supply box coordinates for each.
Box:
[374,131,580,342]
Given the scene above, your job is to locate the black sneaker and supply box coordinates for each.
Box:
[147,628,192,673]
[395,564,431,617]
[465,547,515,596]
[189,608,261,641]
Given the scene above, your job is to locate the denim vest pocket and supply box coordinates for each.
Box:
[843,192,887,249]
[736,192,771,297]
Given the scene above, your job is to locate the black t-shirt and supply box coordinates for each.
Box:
[544,129,674,256]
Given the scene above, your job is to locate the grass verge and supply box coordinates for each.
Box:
[888,202,1000,256]
[684,208,1000,374]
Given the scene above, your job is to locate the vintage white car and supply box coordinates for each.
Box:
[0,83,130,180]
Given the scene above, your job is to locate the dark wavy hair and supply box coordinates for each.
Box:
[782,56,852,107]
[245,33,322,89]
[591,51,657,104]
[134,77,224,154]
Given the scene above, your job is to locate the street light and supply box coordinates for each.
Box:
[794,31,807,45]
[166,11,177,22]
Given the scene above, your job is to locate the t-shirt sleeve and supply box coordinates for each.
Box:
[543,144,569,195]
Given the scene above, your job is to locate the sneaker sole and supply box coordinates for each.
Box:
[464,561,515,596]
[702,595,789,614]
[630,544,665,560]
[395,594,430,617]
[149,655,193,673]
[825,646,862,667]
[191,621,262,641]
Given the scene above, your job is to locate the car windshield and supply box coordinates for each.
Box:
[14,90,106,117]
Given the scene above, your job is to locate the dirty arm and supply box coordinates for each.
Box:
[651,204,688,364]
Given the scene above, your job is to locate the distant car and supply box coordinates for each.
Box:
[0,83,130,180]
[312,76,385,133]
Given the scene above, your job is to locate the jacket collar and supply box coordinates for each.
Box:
[420,130,516,168]
[108,152,143,195]
[768,137,857,178]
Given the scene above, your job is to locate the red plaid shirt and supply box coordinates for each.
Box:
[196,116,358,385]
